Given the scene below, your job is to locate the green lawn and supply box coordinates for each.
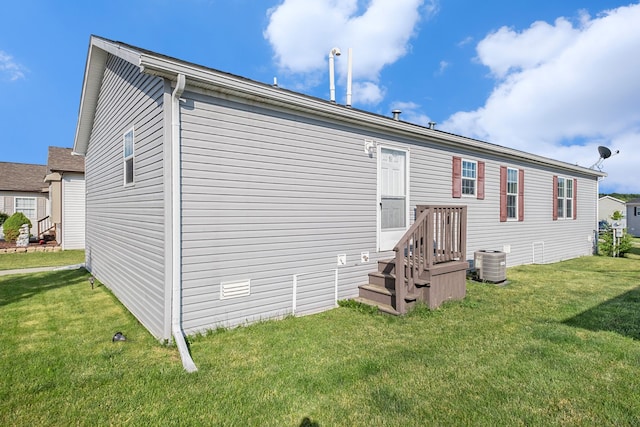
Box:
[1,255,639,425]
[0,249,85,270]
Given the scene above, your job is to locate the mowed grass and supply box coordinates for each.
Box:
[0,249,85,270]
[1,255,640,426]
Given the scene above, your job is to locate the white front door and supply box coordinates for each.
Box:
[378,146,409,251]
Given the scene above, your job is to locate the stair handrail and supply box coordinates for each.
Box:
[393,205,467,314]
[37,215,55,240]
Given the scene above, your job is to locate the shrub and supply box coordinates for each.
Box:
[598,229,633,257]
[0,212,8,227]
[2,212,32,243]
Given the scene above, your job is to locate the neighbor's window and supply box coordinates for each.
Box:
[556,177,573,219]
[15,197,36,220]
[506,168,518,220]
[123,127,135,185]
[461,160,477,196]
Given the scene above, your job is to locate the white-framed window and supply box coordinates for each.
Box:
[556,177,573,219]
[123,127,135,186]
[461,160,477,196]
[15,197,36,220]
[506,168,518,220]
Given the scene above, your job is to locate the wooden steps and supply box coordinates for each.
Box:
[355,257,468,315]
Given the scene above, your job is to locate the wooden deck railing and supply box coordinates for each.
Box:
[393,205,467,313]
[37,216,56,240]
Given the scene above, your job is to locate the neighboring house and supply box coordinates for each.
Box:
[626,198,640,237]
[598,195,626,223]
[44,146,86,250]
[0,162,48,240]
[73,36,606,370]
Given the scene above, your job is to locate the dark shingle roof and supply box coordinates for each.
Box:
[0,162,48,192]
[627,198,640,204]
[47,146,85,173]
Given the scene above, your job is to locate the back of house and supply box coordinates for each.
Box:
[73,36,605,348]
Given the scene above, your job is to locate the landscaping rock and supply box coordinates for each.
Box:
[16,224,30,247]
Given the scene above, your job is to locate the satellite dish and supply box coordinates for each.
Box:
[590,146,619,170]
[598,146,612,159]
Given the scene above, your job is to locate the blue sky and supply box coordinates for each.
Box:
[1,0,638,193]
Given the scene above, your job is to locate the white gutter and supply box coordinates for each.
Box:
[171,73,197,372]
[139,53,604,179]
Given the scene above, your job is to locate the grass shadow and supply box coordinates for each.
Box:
[0,269,88,308]
[563,286,640,340]
[624,245,640,258]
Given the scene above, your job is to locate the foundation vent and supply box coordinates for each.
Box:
[220,279,251,300]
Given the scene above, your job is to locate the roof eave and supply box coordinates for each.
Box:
[73,36,142,156]
[77,37,606,179]
[141,54,605,178]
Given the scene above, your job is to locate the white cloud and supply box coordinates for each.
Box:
[0,50,27,81]
[442,4,640,192]
[352,81,386,105]
[436,60,449,76]
[264,0,433,105]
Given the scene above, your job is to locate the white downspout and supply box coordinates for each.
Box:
[171,73,197,372]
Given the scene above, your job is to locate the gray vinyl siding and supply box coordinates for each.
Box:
[177,87,599,333]
[179,91,386,333]
[84,55,167,339]
[627,204,640,237]
[410,147,597,266]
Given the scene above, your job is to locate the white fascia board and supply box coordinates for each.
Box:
[73,37,142,156]
[139,54,604,179]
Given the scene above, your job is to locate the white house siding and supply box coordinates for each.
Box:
[61,173,85,250]
[84,55,167,339]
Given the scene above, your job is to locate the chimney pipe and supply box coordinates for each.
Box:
[346,48,353,107]
[329,47,341,103]
[392,110,401,121]
[428,121,436,129]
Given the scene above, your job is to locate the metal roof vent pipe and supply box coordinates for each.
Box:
[392,110,402,121]
[329,47,341,103]
[428,121,437,129]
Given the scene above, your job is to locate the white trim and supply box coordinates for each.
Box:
[556,176,574,219]
[506,167,519,221]
[14,196,37,224]
[377,144,410,252]
[461,158,477,197]
[123,126,135,186]
[292,269,339,315]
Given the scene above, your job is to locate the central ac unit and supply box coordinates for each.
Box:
[474,250,507,283]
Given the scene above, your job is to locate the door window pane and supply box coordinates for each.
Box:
[381,148,406,229]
